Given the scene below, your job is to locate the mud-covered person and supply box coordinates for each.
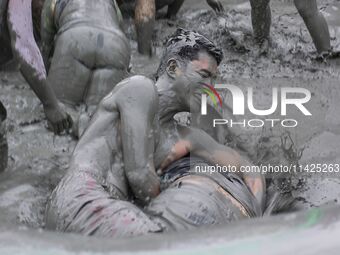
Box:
[46,29,265,237]
[118,0,224,55]
[0,0,72,134]
[40,0,131,136]
[250,0,333,57]
[0,101,8,173]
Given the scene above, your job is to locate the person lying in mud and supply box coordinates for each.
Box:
[0,0,72,134]
[45,29,266,237]
[0,101,8,173]
[251,0,334,58]
[118,0,224,55]
[40,0,132,136]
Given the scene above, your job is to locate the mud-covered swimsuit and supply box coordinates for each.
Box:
[144,156,262,232]
[160,155,262,217]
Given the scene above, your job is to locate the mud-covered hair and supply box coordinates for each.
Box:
[155,28,223,80]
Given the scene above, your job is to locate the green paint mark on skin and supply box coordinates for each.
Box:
[202,88,218,107]
[300,208,322,228]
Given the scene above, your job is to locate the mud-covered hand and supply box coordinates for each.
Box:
[206,0,224,13]
[44,103,73,135]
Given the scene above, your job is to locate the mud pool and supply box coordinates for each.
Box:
[0,0,340,253]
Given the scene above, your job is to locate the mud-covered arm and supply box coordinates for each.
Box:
[135,0,155,56]
[41,0,56,71]
[7,0,72,134]
[188,127,265,208]
[116,76,160,203]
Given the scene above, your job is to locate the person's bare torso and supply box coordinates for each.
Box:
[69,77,182,197]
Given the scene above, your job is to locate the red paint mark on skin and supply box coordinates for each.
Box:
[89,205,105,229]
[92,206,104,214]
[203,83,223,107]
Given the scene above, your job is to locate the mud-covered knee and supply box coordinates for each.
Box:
[249,0,270,9]
[0,101,8,173]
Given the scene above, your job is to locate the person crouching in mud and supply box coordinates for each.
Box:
[46,29,267,237]
[41,0,131,136]
[250,0,335,59]
[0,0,73,134]
[0,101,8,173]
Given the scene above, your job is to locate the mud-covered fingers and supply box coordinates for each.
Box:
[57,121,65,135]
[62,119,70,131]
[207,0,224,13]
[63,114,73,130]
[216,1,225,13]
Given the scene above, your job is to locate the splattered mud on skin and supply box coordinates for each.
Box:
[0,0,339,232]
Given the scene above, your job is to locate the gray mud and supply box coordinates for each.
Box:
[0,0,340,246]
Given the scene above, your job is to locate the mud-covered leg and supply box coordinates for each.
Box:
[46,172,161,237]
[135,0,156,56]
[166,0,184,19]
[249,0,271,44]
[47,33,92,135]
[294,0,331,54]
[0,101,8,173]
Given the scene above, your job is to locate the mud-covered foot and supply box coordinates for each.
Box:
[315,50,340,62]
[254,38,270,57]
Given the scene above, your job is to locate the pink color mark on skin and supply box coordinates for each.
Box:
[7,0,46,80]
[122,213,133,225]
[86,178,97,189]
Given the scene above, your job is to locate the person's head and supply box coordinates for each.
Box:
[155,28,223,112]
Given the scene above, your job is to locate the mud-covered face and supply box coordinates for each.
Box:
[172,51,218,112]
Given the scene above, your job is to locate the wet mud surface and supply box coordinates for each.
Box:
[0,0,340,238]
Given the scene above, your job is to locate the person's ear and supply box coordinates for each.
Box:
[166,58,179,78]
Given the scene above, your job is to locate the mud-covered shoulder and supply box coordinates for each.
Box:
[100,75,157,111]
[114,75,157,101]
